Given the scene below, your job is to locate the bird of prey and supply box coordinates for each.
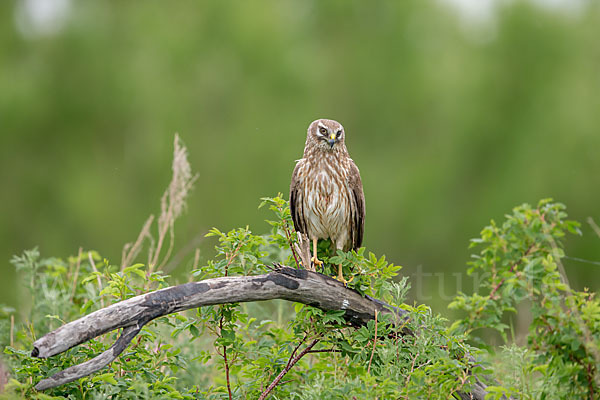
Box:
[289,118,365,283]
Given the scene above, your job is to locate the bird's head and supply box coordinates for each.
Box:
[307,119,345,152]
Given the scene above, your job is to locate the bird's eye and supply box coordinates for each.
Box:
[336,130,342,138]
[319,127,327,135]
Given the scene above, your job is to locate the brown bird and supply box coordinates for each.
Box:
[289,118,365,283]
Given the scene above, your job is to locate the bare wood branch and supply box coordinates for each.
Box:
[31,265,496,399]
[294,232,313,272]
[33,266,393,359]
[34,325,143,391]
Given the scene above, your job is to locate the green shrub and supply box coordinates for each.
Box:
[0,197,598,399]
[450,199,599,399]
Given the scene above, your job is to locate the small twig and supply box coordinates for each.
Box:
[563,256,600,267]
[10,315,14,347]
[258,338,320,400]
[150,193,171,273]
[88,252,105,309]
[193,248,201,270]
[219,301,234,400]
[294,232,314,272]
[221,332,233,400]
[219,241,245,400]
[402,355,431,400]
[162,232,206,273]
[282,218,301,269]
[405,352,419,387]
[306,348,340,354]
[70,248,83,301]
[394,312,401,364]
[588,217,600,238]
[489,244,536,300]
[158,223,177,271]
[225,240,245,275]
[286,335,308,369]
[367,310,378,374]
[121,215,154,271]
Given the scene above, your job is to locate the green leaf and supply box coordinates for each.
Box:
[91,372,118,385]
[123,263,147,278]
[189,324,200,337]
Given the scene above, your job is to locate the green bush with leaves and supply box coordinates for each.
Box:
[450,199,600,399]
[0,197,598,399]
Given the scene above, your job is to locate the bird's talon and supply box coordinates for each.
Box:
[335,276,353,286]
[335,270,353,285]
[311,256,323,267]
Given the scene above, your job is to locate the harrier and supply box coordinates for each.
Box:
[289,119,365,283]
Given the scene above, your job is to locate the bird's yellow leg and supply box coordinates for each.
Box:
[311,238,323,268]
[336,264,353,285]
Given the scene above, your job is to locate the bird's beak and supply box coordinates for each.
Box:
[328,133,336,148]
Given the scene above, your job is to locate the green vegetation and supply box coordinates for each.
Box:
[450,200,600,398]
[1,196,598,399]
[1,1,600,311]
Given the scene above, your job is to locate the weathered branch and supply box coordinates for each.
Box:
[34,325,142,391]
[32,265,495,399]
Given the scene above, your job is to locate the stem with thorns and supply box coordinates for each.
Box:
[258,338,320,400]
[220,315,233,400]
[367,310,378,374]
[286,335,307,370]
[218,240,245,400]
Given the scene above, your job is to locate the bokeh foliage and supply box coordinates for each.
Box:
[1,0,599,312]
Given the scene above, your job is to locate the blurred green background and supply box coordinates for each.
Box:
[1,0,599,313]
